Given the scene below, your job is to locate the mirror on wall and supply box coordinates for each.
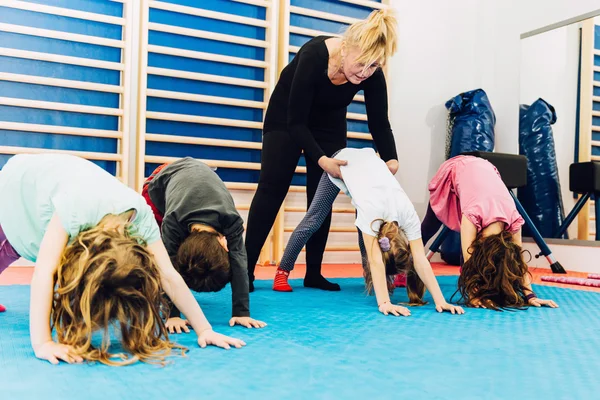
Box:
[519,15,600,241]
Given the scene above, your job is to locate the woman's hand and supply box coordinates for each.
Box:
[318,156,347,179]
[386,159,399,175]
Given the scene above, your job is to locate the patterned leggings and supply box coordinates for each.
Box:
[279,171,369,273]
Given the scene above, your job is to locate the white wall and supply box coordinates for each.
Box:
[386,0,517,217]
[520,24,581,237]
[522,240,600,273]
[387,0,600,220]
[517,1,600,34]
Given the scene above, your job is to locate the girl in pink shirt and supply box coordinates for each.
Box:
[421,155,558,310]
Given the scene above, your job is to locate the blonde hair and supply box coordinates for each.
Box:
[364,219,426,306]
[343,8,398,68]
[51,213,186,366]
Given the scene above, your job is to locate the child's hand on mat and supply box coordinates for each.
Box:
[378,302,411,317]
[386,159,399,175]
[435,302,465,314]
[469,297,501,309]
[34,341,83,365]
[528,297,559,308]
[197,329,246,350]
[166,317,191,334]
[229,316,267,329]
[318,156,347,179]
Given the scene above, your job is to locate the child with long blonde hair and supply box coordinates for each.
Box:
[273,148,464,317]
[0,154,244,366]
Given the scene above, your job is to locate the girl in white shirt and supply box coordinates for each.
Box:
[272,148,464,317]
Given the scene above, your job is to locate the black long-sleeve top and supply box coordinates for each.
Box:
[263,36,398,162]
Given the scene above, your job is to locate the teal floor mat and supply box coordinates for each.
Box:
[1,276,599,399]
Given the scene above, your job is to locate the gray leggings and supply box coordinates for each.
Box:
[279,171,369,273]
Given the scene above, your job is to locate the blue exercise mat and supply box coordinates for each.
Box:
[1,276,599,400]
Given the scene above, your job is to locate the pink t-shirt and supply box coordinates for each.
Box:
[428,156,524,234]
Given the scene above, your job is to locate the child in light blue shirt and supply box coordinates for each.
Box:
[0,154,245,366]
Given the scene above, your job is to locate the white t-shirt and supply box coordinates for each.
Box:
[328,148,421,240]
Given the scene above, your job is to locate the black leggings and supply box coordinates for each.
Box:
[421,203,443,247]
[245,130,345,281]
[421,203,465,266]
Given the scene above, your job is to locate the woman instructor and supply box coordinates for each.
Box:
[245,10,400,291]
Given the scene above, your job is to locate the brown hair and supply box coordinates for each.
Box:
[52,214,186,366]
[453,230,530,311]
[364,219,426,306]
[343,9,398,69]
[174,230,231,293]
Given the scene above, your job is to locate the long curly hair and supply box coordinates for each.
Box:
[452,230,530,311]
[51,214,187,366]
[364,220,426,306]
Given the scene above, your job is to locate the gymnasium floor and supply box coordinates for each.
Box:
[1,264,600,400]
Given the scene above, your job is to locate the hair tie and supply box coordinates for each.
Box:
[378,237,391,252]
[525,292,537,302]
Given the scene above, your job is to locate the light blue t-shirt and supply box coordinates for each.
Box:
[0,154,161,262]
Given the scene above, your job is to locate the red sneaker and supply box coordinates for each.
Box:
[273,268,293,292]
[394,274,407,287]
